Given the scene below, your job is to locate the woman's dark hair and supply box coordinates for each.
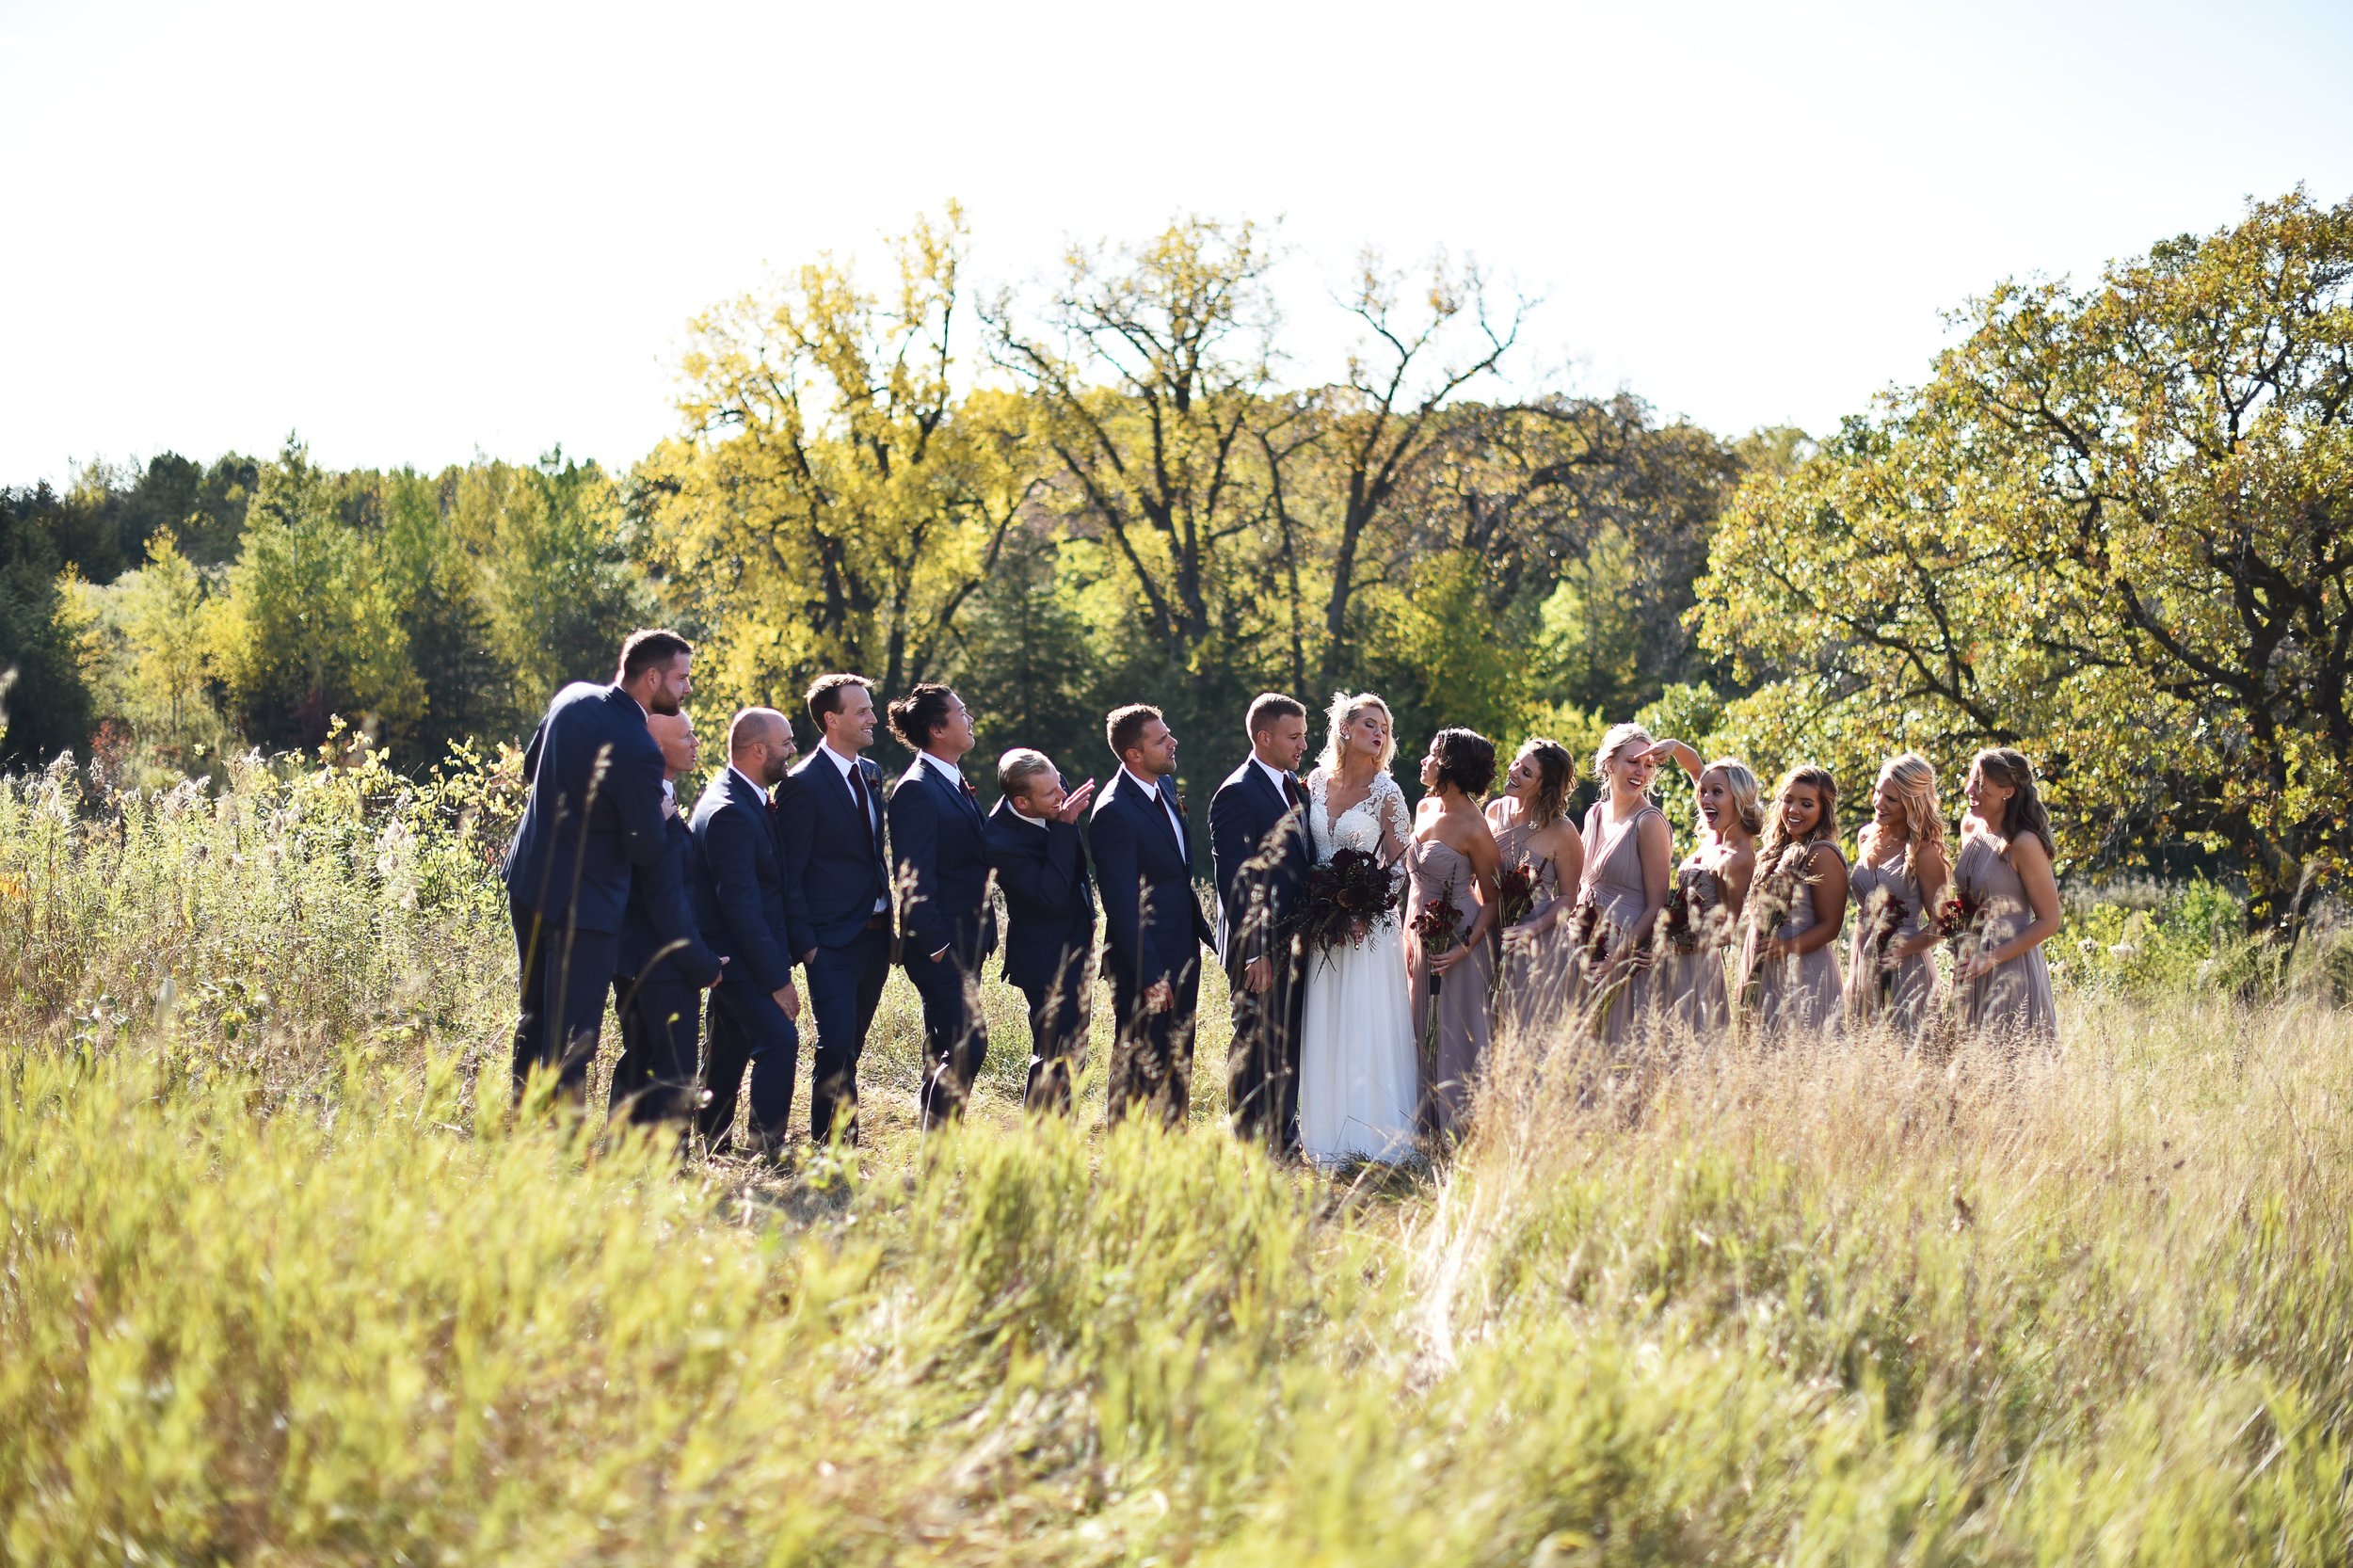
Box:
[886,683,958,750]
[1973,747,2057,856]
[1430,728,1497,799]
[1514,737,1574,825]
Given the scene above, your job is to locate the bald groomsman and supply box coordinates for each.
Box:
[689,708,804,1154]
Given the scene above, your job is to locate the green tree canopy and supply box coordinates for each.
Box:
[1695,189,2353,929]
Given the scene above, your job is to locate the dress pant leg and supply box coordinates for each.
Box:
[911,947,984,1128]
[509,897,548,1095]
[731,986,800,1143]
[1021,952,1089,1114]
[514,907,615,1102]
[808,928,887,1145]
[1225,958,1275,1144]
[696,1001,751,1150]
[614,972,700,1125]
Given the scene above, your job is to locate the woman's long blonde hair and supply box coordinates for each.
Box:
[1318,692,1397,776]
[1699,759,1765,839]
[1593,722,1655,788]
[1863,752,1946,879]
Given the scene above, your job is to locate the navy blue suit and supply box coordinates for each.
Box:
[888,756,1000,1127]
[502,681,668,1096]
[687,767,802,1148]
[1087,769,1215,1123]
[777,747,892,1144]
[1209,758,1314,1148]
[985,797,1096,1113]
[608,806,721,1125]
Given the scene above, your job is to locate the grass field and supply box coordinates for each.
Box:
[7,752,2353,1564]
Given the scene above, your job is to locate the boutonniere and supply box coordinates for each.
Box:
[1176,790,1189,817]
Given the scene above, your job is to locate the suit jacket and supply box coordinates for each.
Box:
[887,757,999,963]
[984,797,1096,994]
[1087,769,1214,994]
[778,747,893,952]
[687,768,796,994]
[1209,758,1314,976]
[616,807,723,987]
[503,681,667,935]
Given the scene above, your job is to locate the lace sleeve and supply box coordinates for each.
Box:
[1376,775,1412,865]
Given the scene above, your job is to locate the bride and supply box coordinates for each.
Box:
[1296,692,1420,1166]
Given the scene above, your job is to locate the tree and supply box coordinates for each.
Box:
[1695,189,2353,932]
[643,206,1032,719]
[117,532,216,746]
[989,216,1282,718]
[1270,250,1525,689]
[211,442,422,749]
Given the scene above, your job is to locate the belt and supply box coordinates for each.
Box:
[864,914,890,932]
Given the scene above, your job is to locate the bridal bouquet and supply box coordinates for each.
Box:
[1289,848,1401,955]
[1409,888,1465,996]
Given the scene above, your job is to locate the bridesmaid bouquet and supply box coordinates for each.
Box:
[1289,847,1401,956]
[1410,889,1465,996]
[1496,861,1540,929]
[1661,880,1697,953]
[1933,890,1980,943]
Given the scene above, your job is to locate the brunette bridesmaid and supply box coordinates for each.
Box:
[1952,747,2060,1046]
[1407,729,1502,1136]
[1486,738,1584,1038]
[1848,753,1948,1040]
[1645,740,1761,1038]
[1570,723,1673,1048]
[1739,765,1849,1036]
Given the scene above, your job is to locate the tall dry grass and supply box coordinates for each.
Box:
[5,750,2353,1563]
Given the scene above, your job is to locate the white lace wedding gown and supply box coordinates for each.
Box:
[1297,770,1420,1166]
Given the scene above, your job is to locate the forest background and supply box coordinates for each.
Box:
[4,189,2347,936]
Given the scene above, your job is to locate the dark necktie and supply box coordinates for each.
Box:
[847,762,876,845]
[959,775,982,820]
[1284,772,1305,809]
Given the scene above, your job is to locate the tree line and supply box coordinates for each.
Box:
[2,190,2345,933]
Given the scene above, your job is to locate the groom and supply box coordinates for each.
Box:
[1209,693,1313,1151]
[1088,702,1215,1126]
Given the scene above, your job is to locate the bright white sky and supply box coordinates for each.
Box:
[3,0,2347,486]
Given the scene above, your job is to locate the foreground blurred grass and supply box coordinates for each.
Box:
[8,752,2353,1562]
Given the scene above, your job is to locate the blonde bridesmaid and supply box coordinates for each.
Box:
[1570,724,1673,1048]
[1644,740,1760,1038]
[1952,747,2060,1046]
[1740,765,1849,1036]
[1486,738,1583,1038]
[1848,753,1948,1040]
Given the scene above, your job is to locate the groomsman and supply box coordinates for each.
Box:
[1209,693,1314,1151]
[984,749,1098,1114]
[885,684,999,1128]
[608,708,725,1127]
[503,628,690,1100]
[688,708,805,1152]
[1087,703,1216,1126]
[777,674,892,1145]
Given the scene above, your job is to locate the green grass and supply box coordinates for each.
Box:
[6,751,2353,1563]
